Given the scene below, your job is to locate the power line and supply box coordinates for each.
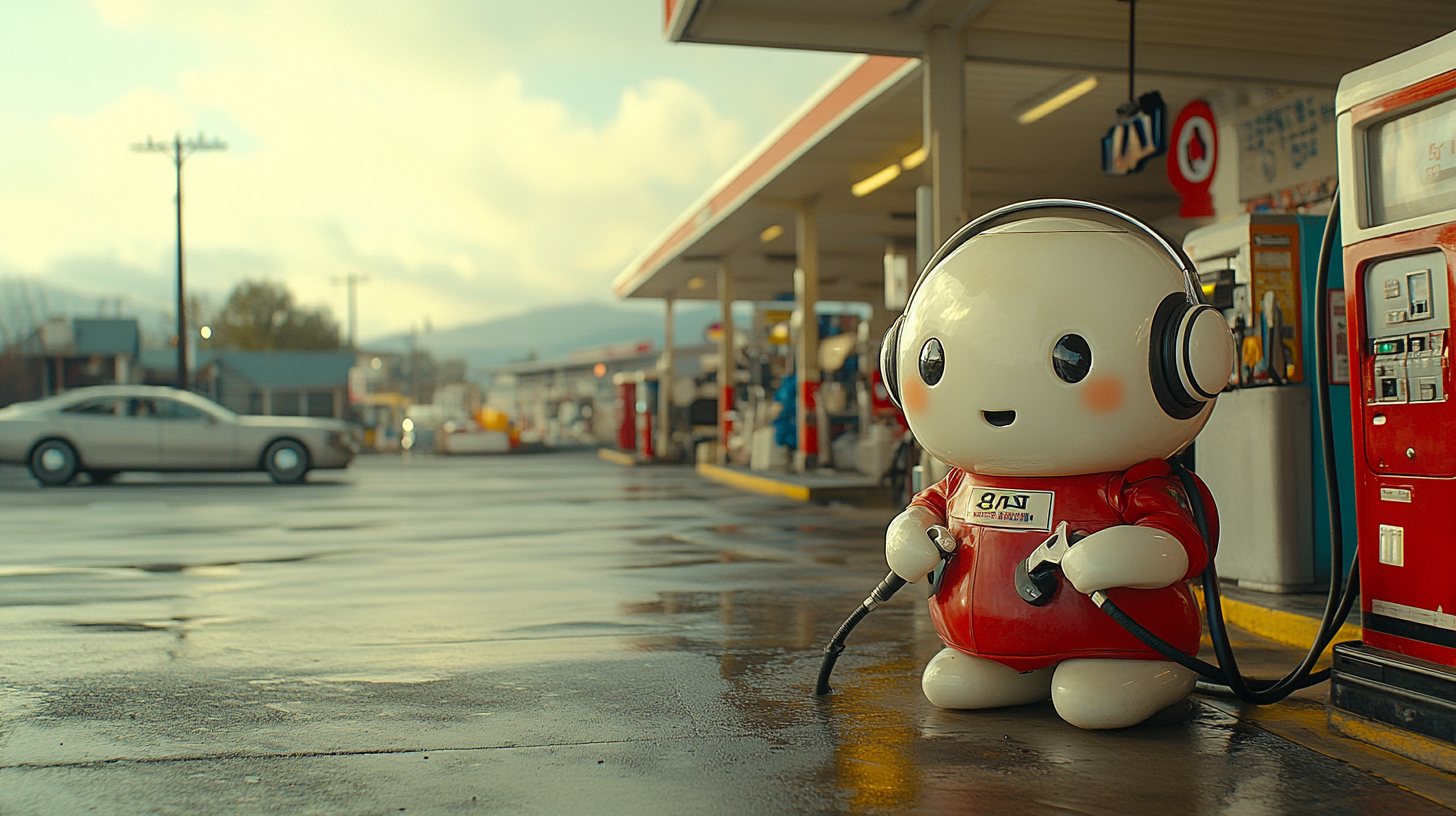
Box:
[132,131,227,391]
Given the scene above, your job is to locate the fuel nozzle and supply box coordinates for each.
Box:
[925,524,957,597]
[1014,521,1082,606]
[927,525,957,555]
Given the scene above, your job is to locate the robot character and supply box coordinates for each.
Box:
[879,201,1235,730]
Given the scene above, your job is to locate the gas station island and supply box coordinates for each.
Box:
[608,0,1456,775]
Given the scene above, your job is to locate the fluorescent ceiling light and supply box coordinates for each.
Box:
[1017,75,1099,125]
[759,224,784,243]
[850,146,928,198]
[852,164,901,198]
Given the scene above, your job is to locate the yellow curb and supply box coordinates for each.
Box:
[696,463,811,502]
[1193,586,1362,658]
[1329,706,1456,775]
[597,448,638,467]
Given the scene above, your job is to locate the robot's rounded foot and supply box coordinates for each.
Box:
[921,648,1052,709]
[1051,658,1195,730]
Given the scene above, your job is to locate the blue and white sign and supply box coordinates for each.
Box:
[1102,91,1167,176]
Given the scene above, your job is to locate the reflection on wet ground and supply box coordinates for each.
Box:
[0,453,1451,814]
[622,581,1453,815]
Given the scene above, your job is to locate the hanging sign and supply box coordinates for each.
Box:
[1102,91,1167,176]
[1235,91,1337,208]
[1168,100,1219,218]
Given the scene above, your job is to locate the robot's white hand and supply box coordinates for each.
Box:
[1060,525,1188,594]
[885,506,947,582]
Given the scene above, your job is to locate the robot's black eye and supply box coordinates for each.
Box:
[919,338,945,386]
[1052,334,1092,383]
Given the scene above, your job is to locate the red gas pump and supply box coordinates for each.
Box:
[1330,31,1456,749]
[613,375,636,454]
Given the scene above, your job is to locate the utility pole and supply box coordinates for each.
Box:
[132,131,227,391]
[332,273,370,350]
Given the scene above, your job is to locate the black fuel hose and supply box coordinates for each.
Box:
[1090,589,1228,682]
[1100,192,1360,705]
[815,571,906,695]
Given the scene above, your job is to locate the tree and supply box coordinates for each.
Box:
[210,281,341,351]
[0,277,54,348]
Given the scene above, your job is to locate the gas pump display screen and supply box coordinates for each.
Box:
[1369,96,1456,225]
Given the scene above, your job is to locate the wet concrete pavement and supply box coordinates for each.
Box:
[0,452,1451,814]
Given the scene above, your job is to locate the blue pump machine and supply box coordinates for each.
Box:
[1184,214,1357,591]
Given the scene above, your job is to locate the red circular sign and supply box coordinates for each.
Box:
[1167,100,1218,218]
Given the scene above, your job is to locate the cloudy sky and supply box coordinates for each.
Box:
[0,0,850,340]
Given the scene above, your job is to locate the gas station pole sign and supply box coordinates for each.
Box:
[1168,100,1218,218]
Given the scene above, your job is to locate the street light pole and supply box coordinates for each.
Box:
[133,132,227,391]
[332,273,370,350]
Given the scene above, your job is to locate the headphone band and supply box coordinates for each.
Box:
[907,199,1204,313]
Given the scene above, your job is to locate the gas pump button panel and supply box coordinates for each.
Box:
[1365,251,1449,407]
[1362,251,1456,477]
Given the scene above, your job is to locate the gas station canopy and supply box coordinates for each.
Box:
[617,0,1456,304]
[666,0,1439,85]
[614,55,921,303]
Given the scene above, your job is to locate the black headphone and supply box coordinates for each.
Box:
[879,198,1229,421]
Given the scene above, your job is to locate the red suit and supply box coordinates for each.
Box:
[911,459,1217,672]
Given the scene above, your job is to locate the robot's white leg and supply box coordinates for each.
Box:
[1050,658,1195,730]
[921,647,1053,709]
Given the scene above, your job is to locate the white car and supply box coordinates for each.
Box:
[0,385,357,486]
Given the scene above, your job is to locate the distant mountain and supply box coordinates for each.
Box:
[363,301,722,373]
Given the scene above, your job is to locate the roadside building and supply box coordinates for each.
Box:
[195,351,356,418]
[0,317,140,407]
[484,340,715,452]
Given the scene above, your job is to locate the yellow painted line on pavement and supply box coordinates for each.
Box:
[597,448,638,467]
[1193,586,1362,658]
[696,463,811,502]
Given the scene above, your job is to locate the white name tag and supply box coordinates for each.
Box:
[961,487,1056,532]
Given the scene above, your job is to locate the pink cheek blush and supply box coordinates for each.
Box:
[902,377,929,417]
[1080,375,1124,414]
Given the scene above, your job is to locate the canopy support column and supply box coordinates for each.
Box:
[924,26,966,249]
[795,199,820,473]
[658,297,675,461]
[718,259,734,465]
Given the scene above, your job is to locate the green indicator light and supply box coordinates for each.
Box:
[1376,341,1398,354]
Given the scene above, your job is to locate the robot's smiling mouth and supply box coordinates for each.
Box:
[982,410,1016,428]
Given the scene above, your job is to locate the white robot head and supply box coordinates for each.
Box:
[881,202,1235,477]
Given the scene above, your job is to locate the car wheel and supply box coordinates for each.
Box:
[87,470,118,485]
[263,439,309,484]
[30,439,79,487]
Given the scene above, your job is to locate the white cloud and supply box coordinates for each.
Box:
[0,1,785,340]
